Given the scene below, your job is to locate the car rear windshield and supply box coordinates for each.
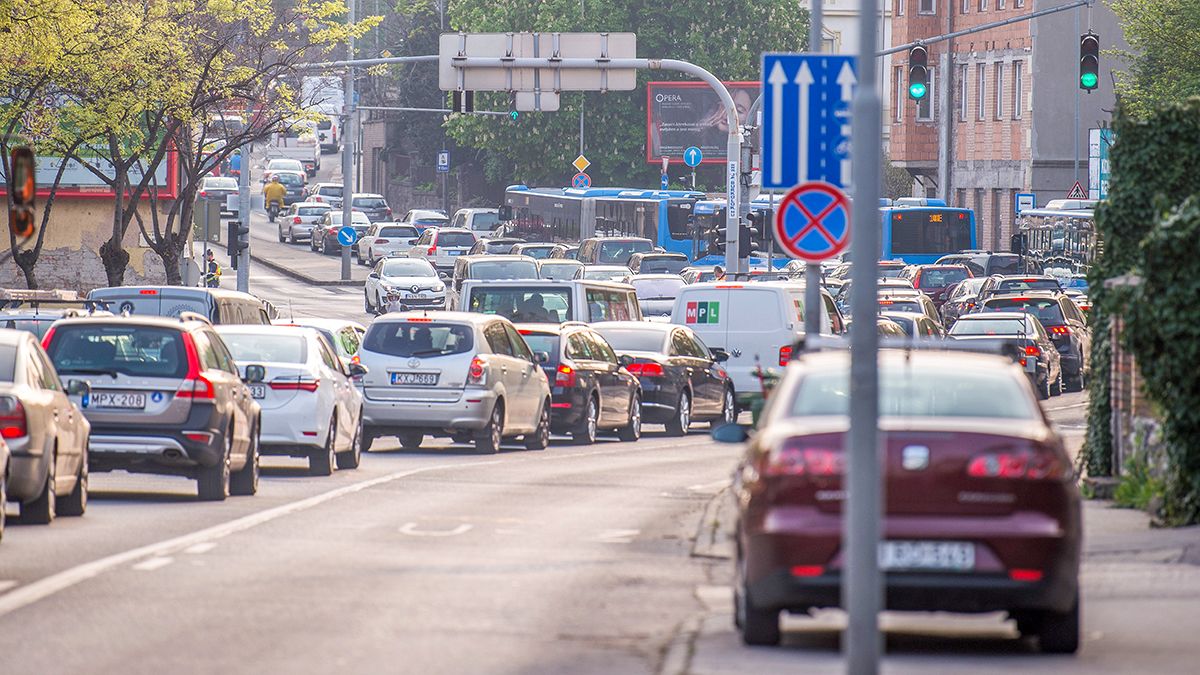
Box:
[276,173,304,186]
[791,368,1038,419]
[877,299,922,313]
[269,160,303,171]
[597,240,653,264]
[997,278,1061,293]
[639,259,688,274]
[917,268,969,288]
[631,277,686,300]
[47,325,189,379]
[436,232,475,247]
[468,288,572,323]
[471,260,539,280]
[518,333,560,363]
[538,262,583,280]
[362,322,474,357]
[592,328,666,353]
[221,334,306,364]
[0,344,16,381]
[584,269,628,281]
[380,260,436,277]
[318,186,343,196]
[948,318,1030,336]
[379,226,417,238]
[469,212,499,230]
[984,298,1065,325]
[297,206,329,216]
[486,241,518,253]
[353,197,388,208]
[414,218,448,226]
[519,246,553,259]
[206,178,238,189]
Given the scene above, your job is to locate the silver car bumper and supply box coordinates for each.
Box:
[362,389,497,431]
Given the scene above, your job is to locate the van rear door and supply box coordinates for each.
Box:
[671,284,730,381]
[722,288,793,395]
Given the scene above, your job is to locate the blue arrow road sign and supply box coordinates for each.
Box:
[761,53,858,190]
[773,181,851,262]
[661,174,669,190]
[683,146,703,167]
[337,226,358,247]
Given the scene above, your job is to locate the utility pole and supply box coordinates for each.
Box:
[339,0,356,281]
[236,141,251,292]
[846,0,883,671]
[803,0,823,341]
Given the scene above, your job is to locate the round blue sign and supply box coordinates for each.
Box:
[337,226,358,246]
[572,172,591,189]
[773,181,851,262]
[683,146,704,168]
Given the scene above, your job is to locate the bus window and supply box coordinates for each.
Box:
[667,202,693,239]
[890,210,973,254]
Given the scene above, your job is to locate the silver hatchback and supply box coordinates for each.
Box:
[279,202,332,244]
[356,312,550,453]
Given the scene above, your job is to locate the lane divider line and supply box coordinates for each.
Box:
[183,542,217,555]
[131,557,174,572]
[398,522,473,537]
[0,581,17,594]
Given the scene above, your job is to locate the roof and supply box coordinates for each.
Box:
[591,320,674,333]
[513,321,590,335]
[50,315,211,330]
[275,318,367,332]
[0,327,34,346]
[985,290,1062,300]
[455,207,498,214]
[460,254,538,264]
[792,347,1017,372]
[352,193,385,198]
[216,324,314,336]
[582,236,653,242]
[87,285,262,303]
[374,310,500,326]
[627,273,686,281]
[537,258,582,265]
[631,251,687,259]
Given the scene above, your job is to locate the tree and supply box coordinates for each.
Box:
[1110,0,1200,118]
[443,0,808,189]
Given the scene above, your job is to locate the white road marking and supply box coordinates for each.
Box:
[184,542,217,555]
[687,479,731,493]
[494,528,525,536]
[591,529,640,544]
[0,581,17,593]
[398,522,473,537]
[132,557,174,572]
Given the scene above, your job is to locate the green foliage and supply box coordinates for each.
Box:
[1083,308,1113,476]
[444,0,808,187]
[1110,0,1200,119]
[1112,450,1166,512]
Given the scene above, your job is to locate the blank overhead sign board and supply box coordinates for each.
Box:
[438,33,638,92]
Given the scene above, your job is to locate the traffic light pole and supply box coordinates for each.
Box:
[339,0,356,282]
[236,141,251,293]
[803,2,823,343]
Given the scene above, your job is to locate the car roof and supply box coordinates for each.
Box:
[429,227,471,233]
[793,347,1018,372]
[512,321,592,335]
[628,273,685,281]
[957,311,1029,320]
[633,252,687,259]
[986,291,1062,300]
[463,254,537,264]
[271,169,305,177]
[996,274,1058,281]
[290,201,330,208]
[538,258,582,265]
[275,318,366,332]
[373,311,499,326]
[592,320,674,333]
[879,311,928,321]
[351,192,385,198]
[267,158,303,164]
[583,236,652,242]
[0,328,34,346]
[50,315,210,331]
[216,324,314,337]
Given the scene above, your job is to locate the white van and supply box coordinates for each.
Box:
[669,282,845,401]
[459,279,642,325]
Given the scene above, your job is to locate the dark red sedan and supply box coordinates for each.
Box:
[716,349,1080,652]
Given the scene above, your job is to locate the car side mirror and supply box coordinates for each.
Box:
[709,348,730,363]
[710,422,750,444]
[368,272,379,279]
[618,354,635,368]
[243,364,266,383]
[66,379,91,398]
[534,351,551,364]
[439,271,450,281]
[347,362,368,378]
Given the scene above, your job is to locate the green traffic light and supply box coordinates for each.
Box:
[509,110,519,121]
[909,82,927,100]
[1080,72,1098,89]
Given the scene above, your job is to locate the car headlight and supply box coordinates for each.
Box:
[432,283,445,293]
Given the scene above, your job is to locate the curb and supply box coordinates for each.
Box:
[249,252,363,287]
[690,487,736,560]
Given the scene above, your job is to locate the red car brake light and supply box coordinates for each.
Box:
[0,397,28,439]
[177,333,216,399]
[427,246,437,255]
[293,216,302,224]
[1025,345,1041,357]
[765,438,844,477]
[625,362,664,377]
[779,345,793,366]
[554,364,577,386]
[467,357,486,385]
[1049,325,1070,336]
[966,447,1065,480]
[269,378,320,392]
[375,238,390,245]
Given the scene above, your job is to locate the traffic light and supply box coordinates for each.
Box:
[747,210,768,239]
[7,146,36,239]
[508,92,519,121]
[451,90,474,114]
[907,45,929,101]
[1079,32,1100,92]
[738,221,752,257]
[227,220,249,269]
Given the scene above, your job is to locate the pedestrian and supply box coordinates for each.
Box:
[713,265,726,281]
[204,249,222,288]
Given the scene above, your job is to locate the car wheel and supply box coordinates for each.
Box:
[0,468,6,541]
[230,423,260,496]
[1051,369,1064,397]
[310,417,337,476]
[475,402,503,454]
[525,402,551,450]
[1036,370,1050,401]
[277,226,285,243]
[713,387,737,427]
[322,238,334,256]
[735,550,781,646]
[336,415,363,469]
[58,445,88,516]
[364,292,374,314]
[572,394,599,445]
[398,430,423,450]
[197,434,231,501]
[617,393,642,442]
[23,448,57,524]
[1065,365,1086,392]
[665,390,692,436]
[1035,596,1080,654]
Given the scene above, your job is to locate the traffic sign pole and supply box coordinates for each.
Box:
[804,7,824,344]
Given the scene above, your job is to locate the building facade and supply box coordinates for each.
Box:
[888,0,1124,250]
[804,1,894,143]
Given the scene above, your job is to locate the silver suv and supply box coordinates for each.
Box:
[356,312,551,453]
[44,316,264,501]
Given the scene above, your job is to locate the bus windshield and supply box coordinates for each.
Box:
[888,209,973,255]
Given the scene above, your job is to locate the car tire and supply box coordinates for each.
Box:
[362,425,379,452]
[525,402,551,450]
[1050,369,1064,397]
[398,431,423,450]
[277,227,285,243]
[1065,365,1086,392]
[197,435,231,501]
[58,446,88,517]
[287,228,297,244]
[310,417,337,476]
[617,394,642,442]
[664,390,692,437]
[1037,370,1051,401]
[711,387,737,428]
[322,238,334,256]
[364,293,374,315]
[572,394,599,445]
[1035,596,1080,654]
[0,468,7,541]
[23,449,56,524]
[336,416,363,469]
[230,423,260,496]
[736,555,781,646]
[475,402,504,454]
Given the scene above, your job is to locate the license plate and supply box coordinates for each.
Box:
[1025,358,1037,373]
[249,384,267,399]
[447,250,461,256]
[404,293,423,299]
[879,541,975,571]
[92,392,147,409]
[391,371,439,386]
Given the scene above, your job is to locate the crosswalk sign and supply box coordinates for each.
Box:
[1066,181,1087,200]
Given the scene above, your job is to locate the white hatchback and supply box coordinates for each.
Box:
[216,325,366,475]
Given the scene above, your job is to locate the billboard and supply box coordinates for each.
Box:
[646,81,758,165]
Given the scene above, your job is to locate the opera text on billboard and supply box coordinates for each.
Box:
[646,82,758,165]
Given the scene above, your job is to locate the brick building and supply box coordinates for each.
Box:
[888,0,1124,251]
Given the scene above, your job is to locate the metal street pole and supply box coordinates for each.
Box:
[846,0,883,671]
[339,0,356,282]
[803,1,824,342]
[237,141,251,293]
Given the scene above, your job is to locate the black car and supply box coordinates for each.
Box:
[196,176,239,214]
[976,274,1063,304]
[940,277,988,326]
[592,322,736,436]
[948,311,1064,399]
[628,252,689,275]
[979,291,1091,391]
[936,250,1021,277]
[273,171,307,205]
[468,237,525,255]
[350,193,393,222]
[515,323,641,444]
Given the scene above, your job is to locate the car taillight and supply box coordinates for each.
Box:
[427,246,437,255]
[178,333,216,399]
[0,397,28,439]
[1025,345,1040,357]
[765,439,844,477]
[1049,325,1070,336]
[293,216,302,224]
[41,326,56,350]
[199,190,207,197]
[375,238,390,245]
[966,448,1065,480]
[779,345,793,366]
[625,362,664,377]
[554,364,577,386]
[467,357,486,385]
[269,378,320,392]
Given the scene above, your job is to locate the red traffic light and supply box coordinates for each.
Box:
[8,146,36,239]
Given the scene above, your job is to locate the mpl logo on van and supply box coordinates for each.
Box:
[685,301,720,324]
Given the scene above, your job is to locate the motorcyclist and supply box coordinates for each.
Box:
[203,249,222,288]
[263,175,286,211]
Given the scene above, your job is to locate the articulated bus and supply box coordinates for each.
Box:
[501,186,704,257]
[1015,199,1099,274]
[880,198,977,264]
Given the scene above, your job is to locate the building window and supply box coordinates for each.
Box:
[998,0,1006,9]
[894,66,904,122]
[917,67,935,121]
[977,63,986,121]
[994,62,1005,119]
[1012,60,1023,119]
[918,0,935,14]
[1016,0,1025,6]
[992,188,1003,248]
[958,64,968,121]
[961,0,970,13]
[897,0,904,16]
[979,0,988,10]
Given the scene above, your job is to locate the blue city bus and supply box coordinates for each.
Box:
[690,197,790,268]
[502,185,704,258]
[879,198,976,264]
